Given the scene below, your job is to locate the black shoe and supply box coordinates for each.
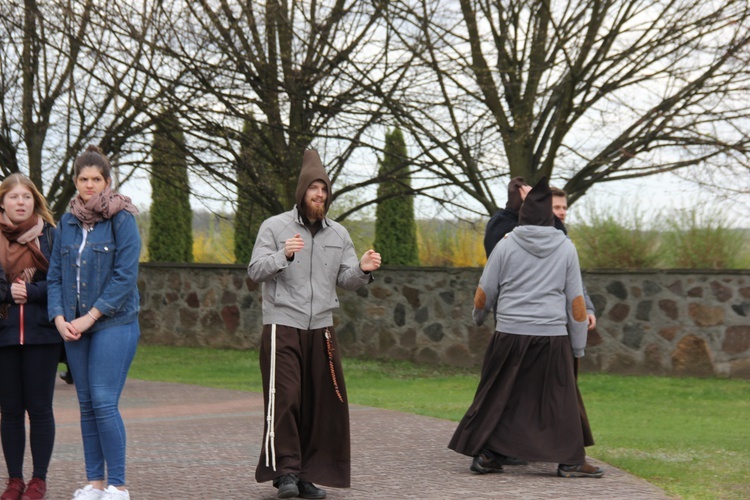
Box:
[495,454,528,466]
[298,481,326,499]
[60,371,74,385]
[274,474,299,499]
[470,453,504,474]
[557,462,605,478]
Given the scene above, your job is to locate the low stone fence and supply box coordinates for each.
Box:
[137,264,750,379]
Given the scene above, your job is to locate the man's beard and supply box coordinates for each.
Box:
[304,202,326,221]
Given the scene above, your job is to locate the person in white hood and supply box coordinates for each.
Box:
[448,176,604,479]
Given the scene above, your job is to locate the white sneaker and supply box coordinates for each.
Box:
[102,485,130,500]
[71,485,105,500]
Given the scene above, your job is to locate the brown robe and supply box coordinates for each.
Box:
[255,324,351,487]
[448,332,587,465]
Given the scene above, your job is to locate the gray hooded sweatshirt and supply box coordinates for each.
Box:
[247,150,372,330]
[473,225,588,357]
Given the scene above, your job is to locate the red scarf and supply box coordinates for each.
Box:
[0,213,48,284]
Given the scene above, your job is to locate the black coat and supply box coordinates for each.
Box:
[0,222,61,347]
[484,209,567,258]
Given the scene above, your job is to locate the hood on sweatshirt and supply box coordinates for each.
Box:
[295,150,332,213]
[510,225,567,258]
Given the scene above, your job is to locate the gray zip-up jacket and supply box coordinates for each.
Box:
[248,207,372,330]
[473,225,588,357]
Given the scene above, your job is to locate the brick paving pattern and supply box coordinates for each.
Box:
[9,378,669,499]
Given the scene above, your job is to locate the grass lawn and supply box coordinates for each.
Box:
[129,345,750,499]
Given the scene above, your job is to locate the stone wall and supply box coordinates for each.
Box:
[137,264,750,379]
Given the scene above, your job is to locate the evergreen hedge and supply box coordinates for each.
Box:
[374,128,419,266]
[148,113,193,262]
[234,120,275,264]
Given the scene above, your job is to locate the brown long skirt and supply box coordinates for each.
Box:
[255,324,350,487]
[448,332,586,464]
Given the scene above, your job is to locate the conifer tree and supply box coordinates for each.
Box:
[235,120,275,263]
[374,128,419,266]
[148,112,193,262]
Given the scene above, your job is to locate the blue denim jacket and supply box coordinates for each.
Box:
[47,210,141,332]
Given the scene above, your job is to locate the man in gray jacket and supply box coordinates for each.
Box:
[449,176,604,479]
[248,150,381,499]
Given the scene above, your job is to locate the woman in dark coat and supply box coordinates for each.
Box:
[0,173,61,500]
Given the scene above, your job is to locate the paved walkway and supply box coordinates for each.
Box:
[27,378,669,499]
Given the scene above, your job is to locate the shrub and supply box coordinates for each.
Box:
[569,203,660,269]
[659,207,747,269]
[417,220,486,267]
[193,215,234,263]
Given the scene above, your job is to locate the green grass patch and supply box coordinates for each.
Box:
[129,345,750,499]
[340,357,480,420]
[130,345,262,392]
[581,374,750,499]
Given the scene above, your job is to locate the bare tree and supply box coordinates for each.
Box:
[0,0,172,217]
[382,0,750,213]
[154,0,433,220]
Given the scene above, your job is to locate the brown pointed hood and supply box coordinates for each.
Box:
[519,176,554,227]
[295,150,332,212]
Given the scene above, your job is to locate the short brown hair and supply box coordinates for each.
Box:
[550,186,567,199]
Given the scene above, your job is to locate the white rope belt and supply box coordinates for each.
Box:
[263,324,277,470]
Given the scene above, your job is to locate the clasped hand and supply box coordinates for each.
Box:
[54,314,97,342]
[10,279,27,304]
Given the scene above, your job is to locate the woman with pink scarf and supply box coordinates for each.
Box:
[47,145,141,500]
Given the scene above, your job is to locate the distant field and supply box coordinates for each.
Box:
[134,210,750,268]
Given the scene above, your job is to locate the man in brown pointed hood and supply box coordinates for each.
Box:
[295,149,333,223]
[248,150,382,499]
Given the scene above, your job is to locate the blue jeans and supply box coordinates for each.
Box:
[64,321,139,486]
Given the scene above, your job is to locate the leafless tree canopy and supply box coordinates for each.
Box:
[382,0,750,212]
[0,0,171,217]
[1,0,749,219]
[151,0,414,217]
